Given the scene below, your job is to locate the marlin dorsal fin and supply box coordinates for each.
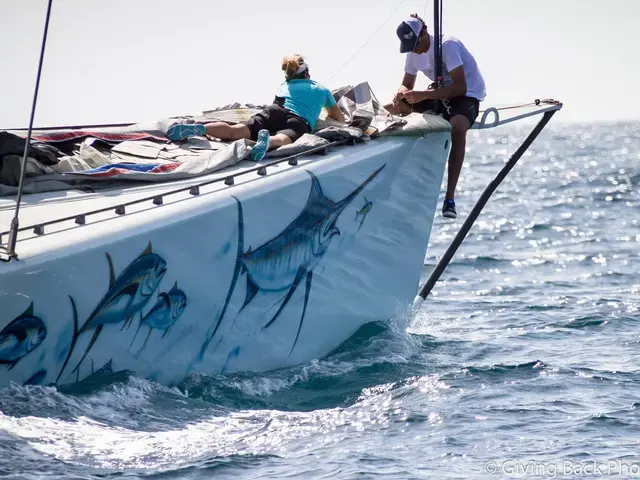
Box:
[23,301,34,317]
[106,253,116,288]
[306,171,324,200]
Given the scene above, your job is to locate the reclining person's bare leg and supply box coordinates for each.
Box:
[268,133,292,149]
[204,122,251,141]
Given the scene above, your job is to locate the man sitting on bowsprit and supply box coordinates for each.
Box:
[384,13,486,220]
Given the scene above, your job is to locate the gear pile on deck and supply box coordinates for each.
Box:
[0,82,442,196]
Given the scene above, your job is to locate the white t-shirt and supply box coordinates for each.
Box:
[404,34,486,101]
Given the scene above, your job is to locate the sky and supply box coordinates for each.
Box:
[0,0,639,128]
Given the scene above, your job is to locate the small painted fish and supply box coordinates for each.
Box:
[142,282,187,331]
[0,302,47,370]
[131,282,187,353]
[355,196,373,231]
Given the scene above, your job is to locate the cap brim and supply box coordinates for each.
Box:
[400,44,412,53]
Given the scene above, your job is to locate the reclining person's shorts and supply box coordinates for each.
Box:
[243,104,311,142]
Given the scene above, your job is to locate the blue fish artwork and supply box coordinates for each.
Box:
[200,164,386,359]
[90,359,113,375]
[24,369,47,386]
[0,302,47,370]
[355,197,373,231]
[130,281,187,353]
[56,242,167,382]
[221,346,240,374]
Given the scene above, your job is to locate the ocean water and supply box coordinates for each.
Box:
[0,120,638,479]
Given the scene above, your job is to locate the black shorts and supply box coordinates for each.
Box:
[402,95,480,127]
[242,104,311,142]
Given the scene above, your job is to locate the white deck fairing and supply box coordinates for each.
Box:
[0,130,450,388]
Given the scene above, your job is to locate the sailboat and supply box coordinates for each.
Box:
[0,0,561,388]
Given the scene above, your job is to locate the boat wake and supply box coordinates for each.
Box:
[0,317,435,475]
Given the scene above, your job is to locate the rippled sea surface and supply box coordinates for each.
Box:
[1,121,638,479]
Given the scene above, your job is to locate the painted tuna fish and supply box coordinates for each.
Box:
[130,281,187,352]
[0,302,47,370]
[56,242,167,381]
[355,197,373,231]
[200,163,386,359]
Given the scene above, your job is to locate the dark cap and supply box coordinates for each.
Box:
[396,17,422,53]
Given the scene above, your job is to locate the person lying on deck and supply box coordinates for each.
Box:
[166,54,346,161]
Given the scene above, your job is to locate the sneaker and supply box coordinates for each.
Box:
[166,122,206,141]
[251,129,270,161]
[442,199,457,219]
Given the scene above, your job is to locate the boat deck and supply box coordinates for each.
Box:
[0,138,357,250]
[0,94,561,261]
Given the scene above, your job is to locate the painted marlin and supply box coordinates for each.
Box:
[0,302,47,370]
[200,163,386,359]
[56,242,167,382]
[24,369,48,386]
[130,281,187,353]
[355,197,373,231]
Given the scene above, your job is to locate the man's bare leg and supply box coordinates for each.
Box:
[383,103,470,201]
[204,122,251,141]
[445,115,471,200]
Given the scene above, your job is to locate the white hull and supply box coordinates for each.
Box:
[0,131,449,387]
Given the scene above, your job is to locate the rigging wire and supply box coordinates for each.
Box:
[432,0,444,113]
[412,110,558,308]
[5,0,54,258]
[326,0,406,83]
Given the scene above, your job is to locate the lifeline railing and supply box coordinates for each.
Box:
[472,99,562,130]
